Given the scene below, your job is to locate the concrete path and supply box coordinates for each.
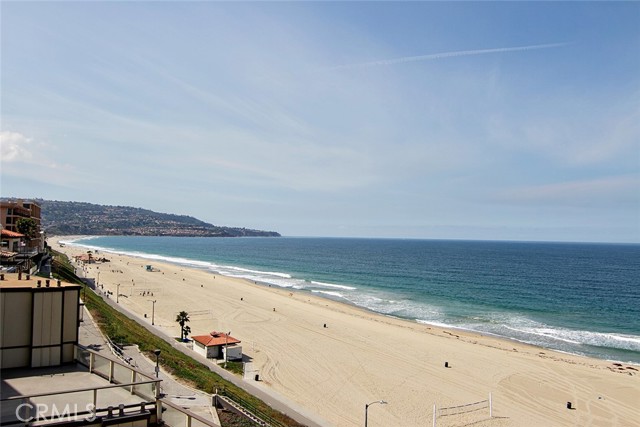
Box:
[72,253,327,427]
[85,281,328,427]
[79,302,220,425]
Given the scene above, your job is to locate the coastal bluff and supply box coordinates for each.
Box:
[37,199,280,237]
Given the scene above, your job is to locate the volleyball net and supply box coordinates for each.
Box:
[432,393,493,426]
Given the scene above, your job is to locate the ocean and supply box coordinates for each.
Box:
[64,236,640,364]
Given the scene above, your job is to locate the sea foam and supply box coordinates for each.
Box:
[66,236,640,364]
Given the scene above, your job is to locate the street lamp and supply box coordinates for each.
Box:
[365,400,387,427]
[153,349,161,378]
[149,300,157,325]
[116,283,120,303]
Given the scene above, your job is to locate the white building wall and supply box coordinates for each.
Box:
[193,341,207,358]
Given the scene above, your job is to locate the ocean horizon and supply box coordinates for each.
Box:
[63,235,640,364]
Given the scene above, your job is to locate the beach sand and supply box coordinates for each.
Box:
[53,237,639,427]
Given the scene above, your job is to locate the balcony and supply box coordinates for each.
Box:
[0,345,219,427]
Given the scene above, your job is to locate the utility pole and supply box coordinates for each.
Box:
[149,300,157,325]
[224,331,231,368]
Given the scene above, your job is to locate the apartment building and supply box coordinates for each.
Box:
[0,199,43,249]
[1,199,45,273]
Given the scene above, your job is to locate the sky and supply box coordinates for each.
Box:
[1,1,639,243]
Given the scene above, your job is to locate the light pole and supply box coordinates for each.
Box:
[97,272,100,287]
[116,283,120,303]
[365,400,387,427]
[224,331,231,368]
[149,300,157,325]
[153,349,161,378]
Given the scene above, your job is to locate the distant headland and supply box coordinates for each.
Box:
[35,199,280,237]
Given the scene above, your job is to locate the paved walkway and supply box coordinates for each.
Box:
[79,302,220,425]
[73,256,327,427]
[84,288,327,427]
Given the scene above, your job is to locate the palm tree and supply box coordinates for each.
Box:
[176,311,190,341]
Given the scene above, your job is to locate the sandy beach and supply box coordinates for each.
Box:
[53,237,639,427]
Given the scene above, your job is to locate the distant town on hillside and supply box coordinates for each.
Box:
[34,199,281,237]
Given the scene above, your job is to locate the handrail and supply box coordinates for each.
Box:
[161,398,219,427]
[0,401,155,426]
[219,389,287,427]
[75,343,155,380]
[0,379,160,402]
[216,394,270,426]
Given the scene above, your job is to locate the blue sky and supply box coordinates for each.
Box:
[1,2,639,242]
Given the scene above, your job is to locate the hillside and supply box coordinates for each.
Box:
[37,200,280,237]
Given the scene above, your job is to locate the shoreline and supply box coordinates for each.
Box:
[52,235,640,427]
[58,235,639,366]
[59,236,564,357]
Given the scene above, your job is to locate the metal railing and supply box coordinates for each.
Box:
[161,399,219,427]
[1,381,158,425]
[218,388,289,427]
[0,346,230,427]
[0,346,162,426]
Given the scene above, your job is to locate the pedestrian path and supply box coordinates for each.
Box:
[78,303,220,425]
[73,252,327,427]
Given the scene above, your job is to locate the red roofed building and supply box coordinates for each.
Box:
[1,229,25,269]
[0,199,43,252]
[1,229,24,238]
[1,229,25,253]
[1,199,45,274]
[192,331,242,361]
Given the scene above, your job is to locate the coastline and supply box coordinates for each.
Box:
[52,236,640,427]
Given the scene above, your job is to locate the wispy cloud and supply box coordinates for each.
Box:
[327,42,570,70]
[493,175,640,207]
[485,100,640,167]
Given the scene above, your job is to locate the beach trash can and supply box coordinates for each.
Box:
[255,374,260,381]
[567,402,572,409]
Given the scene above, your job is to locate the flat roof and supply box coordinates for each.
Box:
[0,274,81,290]
[1,363,154,424]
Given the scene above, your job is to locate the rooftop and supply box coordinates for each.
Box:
[1,364,149,420]
[1,229,25,238]
[0,250,18,259]
[0,273,81,290]
[192,331,241,347]
[0,347,160,426]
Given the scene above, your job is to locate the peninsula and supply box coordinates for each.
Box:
[37,199,280,237]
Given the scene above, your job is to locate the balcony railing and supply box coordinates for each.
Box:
[0,345,220,427]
